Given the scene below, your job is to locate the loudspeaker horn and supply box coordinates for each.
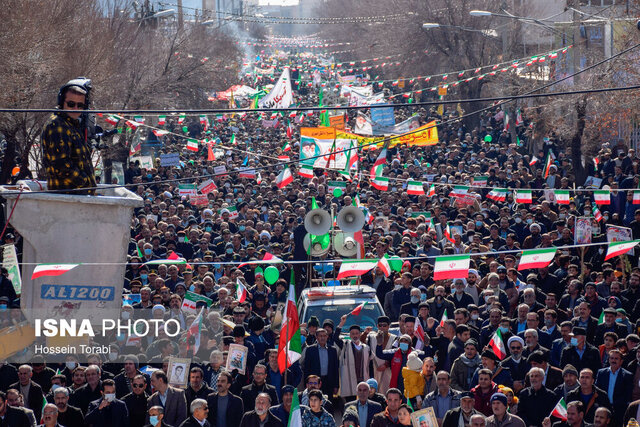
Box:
[304,208,332,236]
[336,206,365,233]
[303,233,330,257]
[333,232,358,257]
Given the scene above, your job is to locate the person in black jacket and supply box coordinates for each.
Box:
[143,405,173,427]
[123,374,149,427]
[184,367,212,409]
[300,328,339,398]
[517,367,557,426]
[560,327,602,375]
[11,365,45,423]
[0,390,31,427]
[178,399,211,427]
[52,388,84,427]
[238,393,284,427]
[85,379,130,427]
[206,371,243,427]
[0,363,18,392]
[565,369,611,424]
[239,364,278,412]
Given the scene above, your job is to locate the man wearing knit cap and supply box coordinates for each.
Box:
[485,393,525,427]
[554,364,580,400]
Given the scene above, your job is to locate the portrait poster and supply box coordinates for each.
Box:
[411,407,438,427]
[167,357,190,388]
[575,217,592,244]
[226,344,248,375]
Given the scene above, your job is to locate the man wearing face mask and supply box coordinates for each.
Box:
[376,334,420,394]
[85,380,129,427]
[560,327,602,375]
[400,288,422,316]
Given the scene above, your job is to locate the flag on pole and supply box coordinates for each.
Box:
[275,167,293,189]
[604,240,640,260]
[414,319,426,347]
[518,248,557,270]
[439,310,448,327]
[236,279,248,302]
[529,156,539,167]
[256,173,262,185]
[488,329,507,360]
[288,391,303,427]
[427,184,436,197]
[543,154,553,178]
[370,147,387,180]
[104,115,120,126]
[593,206,603,222]
[349,302,368,316]
[277,271,302,373]
[444,223,455,244]
[186,139,199,152]
[433,255,470,280]
[550,398,568,421]
[633,190,640,205]
[31,264,80,280]
[449,186,469,198]
[186,307,204,354]
[377,256,392,277]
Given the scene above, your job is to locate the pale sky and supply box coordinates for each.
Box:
[259,0,300,5]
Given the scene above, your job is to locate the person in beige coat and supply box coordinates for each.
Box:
[364,315,396,394]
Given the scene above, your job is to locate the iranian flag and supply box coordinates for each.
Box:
[337,259,378,279]
[31,264,80,280]
[472,176,488,187]
[449,186,469,198]
[134,115,145,123]
[153,130,169,137]
[144,257,187,265]
[515,189,533,204]
[488,329,507,359]
[414,318,426,346]
[125,120,140,130]
[515,109,523,126]
[207,141,215,161]
[288,392,302,427]
[157,115,166,125]
[298,164,314,179]
[275,167,293,188]
[439,310,448,327]
[529,156,539,166]
[370,147,387,180]
[604,240,640,260]
[286,120,294,139]
[633,190,640,204]
[427,184,436,197]
[487,188,508,202]
[282,141,291,152]
[407,181,425,195]
[555,189,570,205]
[433,255,470,280]
[104,115,120,126]
[256,173,262,185]
[503,112,510,131]
[349,302,368,316]
[328,181,347,193]
[518,248,557,271]
[372,176,389,191]
[186,307,204,354]
[377,256,392,277]
[444,223,455,244]
[550,398,568,421]
[593,206,603,222]
[277,272,302,373]
[178,114,186,124]
[543,154,553,178]
[229,134,237,145]
[428,219,436,234]
[186,139,199,151]
[593,190,610,205]
[237,252,283,268]
[236,279,248,302]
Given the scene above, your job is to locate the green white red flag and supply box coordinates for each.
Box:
[550,398,568,421]
[407,181,424,195]
[439,310,448,327]
[487,188,508,202]
[186,139,199,151]
[377,256,392,277]
[288,391,302,427]
[633,190,640,204]
[427,184,436,197]
[371,176,389,191]
[349,302,368,316]
[555,189,570,204]
[31,264,80,280]
[488,328,507,359]
[186,307,204,354]
[593,190,610,205]
[449,186,469,198]
[472,176,487,187]
[277,271,302,373]
[298,164,314,178]
[444,223,455,243]
[543,154,553,178]
[517,248,557,270]
[236,279,248,302]
[515,189,532,204]
[433,255,470,280]
[337,259,378,279]
[604,240,640,260]
[370,147,387,180]
[593,206,603,222]
[275,167,293,188]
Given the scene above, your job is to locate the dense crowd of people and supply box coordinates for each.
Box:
[1,51,640,427]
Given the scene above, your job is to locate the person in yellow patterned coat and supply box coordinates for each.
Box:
[402,351,425,407]
[41,78,96,195]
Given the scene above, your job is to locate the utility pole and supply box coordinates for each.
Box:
[177,0,183,31]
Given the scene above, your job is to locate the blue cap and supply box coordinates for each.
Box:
[366,378,378,390]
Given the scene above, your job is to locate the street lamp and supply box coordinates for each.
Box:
[422,22,498,38]
[469,10,492,17]
[422,23,440,29]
